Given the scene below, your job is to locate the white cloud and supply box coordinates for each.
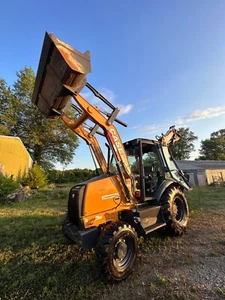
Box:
[80,87,132,116]
[99,87,116,102]
[136,124,167,136]
[144,124,163,133]
[137,106,148,113]
[132,105,225,141]
[129,124,144,130]
[80,91,101,106]
[176,105,225,124]
[118,104,133,115]
[136,98,153,112]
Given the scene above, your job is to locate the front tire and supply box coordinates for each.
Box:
[95,222,138,281]
[161,186,189,236]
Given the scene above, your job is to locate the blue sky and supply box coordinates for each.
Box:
[1,0,225,169]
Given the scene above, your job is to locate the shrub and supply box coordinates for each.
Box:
[47,168,96,184]
[22,165,48,189]
[0,174,20,201]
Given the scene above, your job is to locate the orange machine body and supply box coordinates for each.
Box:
[79,174,134,228]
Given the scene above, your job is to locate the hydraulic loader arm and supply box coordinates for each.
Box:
[63,85,133,201]
[59,114,108,174]
[55,87,133,202]
[70,90,132,178]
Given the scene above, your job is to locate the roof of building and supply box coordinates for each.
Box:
[0,135,30,152]
[176,160,225,171]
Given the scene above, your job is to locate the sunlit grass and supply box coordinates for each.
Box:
[0,184,106,299]
[0,185,224,299]
[186,186,225,214]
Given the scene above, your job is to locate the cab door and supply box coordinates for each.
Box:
[160,145,191,190]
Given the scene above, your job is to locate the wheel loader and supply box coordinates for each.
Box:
[32,32,191,281]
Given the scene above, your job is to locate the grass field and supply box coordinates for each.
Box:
[0,185,225,299]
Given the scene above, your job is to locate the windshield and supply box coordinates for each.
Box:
[128,155,139,173]
[162,146,190,190]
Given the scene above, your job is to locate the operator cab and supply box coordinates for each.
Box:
[123,138,189,203]
[124,139,162,202]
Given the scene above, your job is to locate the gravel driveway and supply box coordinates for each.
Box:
[98,210,225,300]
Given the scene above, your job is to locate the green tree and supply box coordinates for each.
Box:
[0,67,79,169]
[199,129,225,160]
[169,127,198,160]
[0,79,17,135]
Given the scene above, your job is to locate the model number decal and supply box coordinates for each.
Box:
[102,193,119,200]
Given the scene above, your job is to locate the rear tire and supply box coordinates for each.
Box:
[95,222,138,281]
[161,186,189,236]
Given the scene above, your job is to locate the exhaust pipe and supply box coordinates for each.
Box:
[32,32,91,118]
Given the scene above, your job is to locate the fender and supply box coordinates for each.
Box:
[154,179,181,202]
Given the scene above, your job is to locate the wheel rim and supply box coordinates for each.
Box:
[173,196,185,222]
[113,235,135,272]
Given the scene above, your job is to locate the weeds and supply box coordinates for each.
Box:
[216,287,225,296]
[0,173,20,202]
[155,273,167,286]
[187,186,225,213]
[0,185,225,299]
[149,282,156,293]
[0,184,105,299]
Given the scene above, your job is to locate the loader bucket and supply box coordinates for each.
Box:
[32,32,91,118]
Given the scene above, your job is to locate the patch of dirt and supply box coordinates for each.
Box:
[98,211,225,300]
